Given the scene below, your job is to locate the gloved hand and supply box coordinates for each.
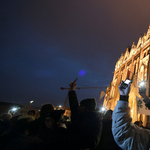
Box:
[119,81,131,96]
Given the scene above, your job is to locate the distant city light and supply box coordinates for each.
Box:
[79,70,86,76]
[30,100,34,103]
[59,105,62,108]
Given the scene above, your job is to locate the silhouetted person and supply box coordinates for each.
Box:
[64,80,102,150]
[27,110,36,117]
[95,110,122,150]
[0,118,38,150]
[145,121,150,130]
[37,110,67,150]
[27,103,54,136]
[0,113,12,135]
[134,121,144,128]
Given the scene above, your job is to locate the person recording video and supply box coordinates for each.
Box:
[112,79,150,150]
[138,81,150,109]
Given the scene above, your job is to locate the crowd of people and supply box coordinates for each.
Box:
[0,80,150,150]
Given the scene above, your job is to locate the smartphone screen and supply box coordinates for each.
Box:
[124,79,131,84]
[30,100,34,104]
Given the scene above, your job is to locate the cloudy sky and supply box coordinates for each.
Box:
[1,0,150,107]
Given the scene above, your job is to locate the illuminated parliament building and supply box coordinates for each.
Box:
[103,25,150,126]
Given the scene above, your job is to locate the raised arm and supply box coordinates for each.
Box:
[68,81,79,122]
[112,81,150,150]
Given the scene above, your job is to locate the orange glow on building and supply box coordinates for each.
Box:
[104,25,150,126]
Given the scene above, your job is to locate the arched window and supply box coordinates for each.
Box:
[144,67,147,81]
[110,86,115,98]
[134,63,137,74]
[140,65,144,81]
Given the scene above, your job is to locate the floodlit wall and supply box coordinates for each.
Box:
[104,25,150,126]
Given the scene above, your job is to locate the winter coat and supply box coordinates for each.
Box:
[95,119,122,150]
[66,91,102,150]
[112,100,150,150]
[37,127,67,150]
[27,116,45,136]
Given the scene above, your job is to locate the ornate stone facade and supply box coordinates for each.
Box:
[104,25,150,126]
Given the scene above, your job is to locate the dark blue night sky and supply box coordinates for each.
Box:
[1,0,150,107]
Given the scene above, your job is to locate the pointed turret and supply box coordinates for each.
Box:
[137,34,143,48]
[126,46,131,53]
[146,24,150,37]
[131,42,136,48]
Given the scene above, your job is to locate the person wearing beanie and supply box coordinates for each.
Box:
[40,104,54,117]
[80,98,96,111]
[63,80,102,150]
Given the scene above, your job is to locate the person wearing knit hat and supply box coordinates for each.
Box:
[80,98,97,111]
[66,80,102,150]
[40,103,54,117]
[46,110,65,122]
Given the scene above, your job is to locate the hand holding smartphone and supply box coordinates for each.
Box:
[119,79,131,96]
[139,81,146,97]
[30,100,34,104]
[120,79,131,89]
